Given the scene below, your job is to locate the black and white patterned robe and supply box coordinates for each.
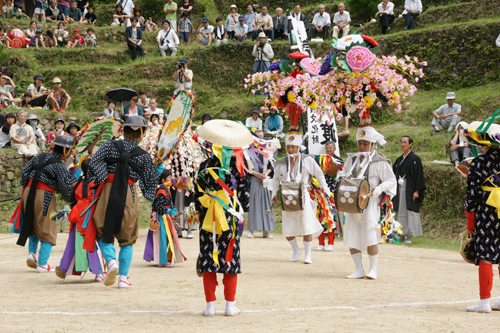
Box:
[465,149,500,265]
[195,155,250,274]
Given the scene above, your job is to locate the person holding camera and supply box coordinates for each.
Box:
[46,118,70,152]
[252,4,273,41]
[157,20,179,58]
[27,74,50,108]
[252,32,274,73]
[172,59,193,93]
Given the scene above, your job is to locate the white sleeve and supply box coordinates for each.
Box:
[496,33,500,47]
[312,13,318,26]
[371,161,397,198]
[346,12,351,22]
[269,163,285,198]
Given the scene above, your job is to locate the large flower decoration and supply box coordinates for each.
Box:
[345,46,375,73]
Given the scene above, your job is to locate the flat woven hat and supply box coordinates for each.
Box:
[198,119,254,148]
[466,110,500,146]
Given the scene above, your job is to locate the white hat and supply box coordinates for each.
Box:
[285,134,306,150]
[456,121,468,130]
[446,92,456,99]
[356,126,386,146]
[258,32,266,38]
[230,4,237,9]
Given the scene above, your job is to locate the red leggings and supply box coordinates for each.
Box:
[203,272,237,302]
[479,261,494,299]
[318,231,335,246]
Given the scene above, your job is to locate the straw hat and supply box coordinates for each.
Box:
[198,119,254,147]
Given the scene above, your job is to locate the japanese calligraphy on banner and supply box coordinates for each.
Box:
[289,17,313,58]
[307,108,339,155]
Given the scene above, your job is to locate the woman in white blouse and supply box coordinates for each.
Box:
[245,107,262,130]
[9,110,39,157]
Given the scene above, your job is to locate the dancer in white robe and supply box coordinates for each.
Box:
[338,125,396,279]
[269,134,331,264]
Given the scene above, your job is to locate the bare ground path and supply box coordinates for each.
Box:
[0,229,496,332]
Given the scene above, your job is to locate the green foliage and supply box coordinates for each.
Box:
[346,0,379,21]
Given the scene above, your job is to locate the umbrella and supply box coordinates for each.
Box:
[198,120,254,148]
[104,87,138,107]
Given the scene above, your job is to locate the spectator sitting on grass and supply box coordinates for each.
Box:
[103,101,121,119]
[431,92,461,136]
[45,0,61,22]
[178,11,194,47]
[54,21,69,46]
[196,18,214,46]
[11,4,30,19]
[310,4,331,40]
[291,3,308,34]
[146,16,158,31]
[28,74,49,108]
[157,20,179,57]
[245,3,256,41]
[403,0,422,30]
[49,77,71,112]
[45,30,57,48]
[375,0,394,35]
[85,27,97,47]
[66,1,83,24]
[0,74,19,107]
[25,21,38,39]
[66,29,84,48]
[0,26,12,49]
[252,4,273,42]
[0,112,15,148]
[126,17,145,61]
[57,0,70,19]
[75,0,88,17]
[84,6,97,25]
[9,109,38,157]
[272,8,288,40]
[30,29,45,48]
[234,15,248,42]
[332,3,350,39]
[17,92,33,108]
[1,0,13,18]
[214,17,228,46]
[111,4,131,27]
[133,7,146,30]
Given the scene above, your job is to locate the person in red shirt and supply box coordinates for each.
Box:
[66,29,85,48]
[46,118,70,151]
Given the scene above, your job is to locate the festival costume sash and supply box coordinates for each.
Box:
[481,173,500,218]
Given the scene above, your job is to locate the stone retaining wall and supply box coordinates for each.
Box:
[0,151,25,198]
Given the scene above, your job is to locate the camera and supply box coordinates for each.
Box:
[258,41,265,48]
[177,63,184,70]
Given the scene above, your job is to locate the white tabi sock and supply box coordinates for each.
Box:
[347,252,365,279]
[303,241,312,264]
[368,254,378,273]
[288,238,301,262]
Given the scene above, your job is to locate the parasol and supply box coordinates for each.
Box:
[198,120,254,148]
[104,87,138,107]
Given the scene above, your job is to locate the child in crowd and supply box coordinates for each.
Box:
[84,27,97,47]
[2,0,13,18]
[0,113,16,148]
[145,16,158,31]
[178,11,194,46]
[11,5,30,19]
[30,29,45,48]
[27,114,46,152]
[34,0,46,22]
[45,30,57,48]
[214,17,228,46]
[46,118,69,151]
[84,6,97,24]
[144,169,185,268]
[67,29,84,48]
[17,92,33,108]
[66,122,80,140]
[0,26,12,49]
[54,22,69,46]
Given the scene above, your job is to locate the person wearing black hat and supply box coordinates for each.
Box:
[11,135,77,273]
[245,107,262,130]
[46,118,69,152]
[0,112,16,148]
[27,74,49,108]
[27,114,46,152]
[89,116,159,288]
[66,122,81,141]
[201,113,212,124]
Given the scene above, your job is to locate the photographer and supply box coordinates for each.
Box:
[27,74,50,108]
[252,4,273,41]
[157,20,179,58]
[172,59,193,93]
[252,32,274,73]
[46,118,69,152]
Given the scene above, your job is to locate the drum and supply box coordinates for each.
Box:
[334,177,370,214]
[280,182,306,212]
[459,230,475,264]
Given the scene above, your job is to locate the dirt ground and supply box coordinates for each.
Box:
[0,228,497,333]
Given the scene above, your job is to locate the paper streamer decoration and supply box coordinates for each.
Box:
[157,90,195,161]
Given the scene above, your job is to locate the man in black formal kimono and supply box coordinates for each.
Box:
[392,136,426,244]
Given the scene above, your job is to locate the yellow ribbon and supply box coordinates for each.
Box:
[198,189,230,235]
[481,185,500,218]
[162,215,177,263]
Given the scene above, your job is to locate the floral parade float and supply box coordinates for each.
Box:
[245,33,426,244]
